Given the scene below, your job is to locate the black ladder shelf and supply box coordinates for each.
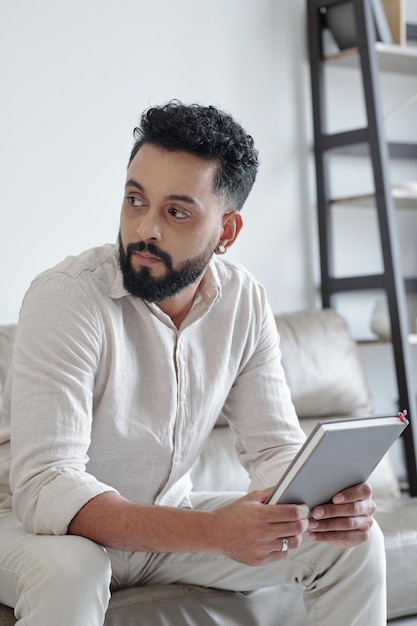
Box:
[307,0,417,495]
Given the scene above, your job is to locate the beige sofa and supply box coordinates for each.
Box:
[1,308,416,625]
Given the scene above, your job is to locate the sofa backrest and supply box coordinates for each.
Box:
[275,308,373,419]
[0,325,16,411]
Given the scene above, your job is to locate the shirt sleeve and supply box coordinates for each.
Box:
[9,272,117,535]
[221,287,306,492]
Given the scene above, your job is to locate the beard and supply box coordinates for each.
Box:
[118,232,216,302]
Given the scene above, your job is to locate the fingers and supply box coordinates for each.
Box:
[243,489,310,525]
[264,505,310,547]
[307,482,376,547]
[310,482,375,520]
[213,493,310,566]
[332,481,373,504]
[224,483,377,561]
[308,513,374,547]
[237,531,306,566]
[309,512,374,533]
[266,503,310,524]
[308,527,373,548]
[311,498,376,522]
[258,504,309,561]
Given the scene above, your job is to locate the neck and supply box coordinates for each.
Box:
[156,278,203,329]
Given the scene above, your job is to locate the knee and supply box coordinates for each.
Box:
[15,535,112,623]
[19,534,111,598]
[60,535,111,580]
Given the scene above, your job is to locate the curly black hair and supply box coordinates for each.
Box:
[129,101,259,211]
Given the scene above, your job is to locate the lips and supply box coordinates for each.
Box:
[125,240,173,271]
[133,251,162,267]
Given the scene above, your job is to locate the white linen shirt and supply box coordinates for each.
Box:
[0,244,305,534]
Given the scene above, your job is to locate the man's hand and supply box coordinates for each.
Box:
[308,482,376,548]
[211,489,309,566]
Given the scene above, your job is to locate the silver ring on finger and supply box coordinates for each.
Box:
[281,537,289,552]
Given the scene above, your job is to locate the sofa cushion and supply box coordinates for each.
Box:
[104,584,305,626]
[275,309,372,419]
[190,427,250,493]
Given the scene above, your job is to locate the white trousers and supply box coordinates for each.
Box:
[0,492,387,626]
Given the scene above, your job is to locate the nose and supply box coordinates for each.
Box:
[136,208,161,242]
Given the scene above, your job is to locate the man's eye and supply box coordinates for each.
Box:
[127,196,144,208]
[168,207,189,219]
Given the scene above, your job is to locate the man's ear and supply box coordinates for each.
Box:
[216,211,243,254]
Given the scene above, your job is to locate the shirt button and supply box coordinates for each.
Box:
[175,453,182,463]
[180,392,187,402]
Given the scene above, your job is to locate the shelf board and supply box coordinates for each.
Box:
[331,186,417,208]
[358,334,417,345]
[357,337,390,345]
[331,141,417,159]
[326,42,417,74]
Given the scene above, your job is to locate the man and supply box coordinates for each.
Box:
[0,101,386,624]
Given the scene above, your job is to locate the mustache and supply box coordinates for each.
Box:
[126,241,173,269]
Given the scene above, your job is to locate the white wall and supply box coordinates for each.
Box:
[0,0,316,325]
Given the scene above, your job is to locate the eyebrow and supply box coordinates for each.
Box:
[125,179,145,193]
[125,179,199,207]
